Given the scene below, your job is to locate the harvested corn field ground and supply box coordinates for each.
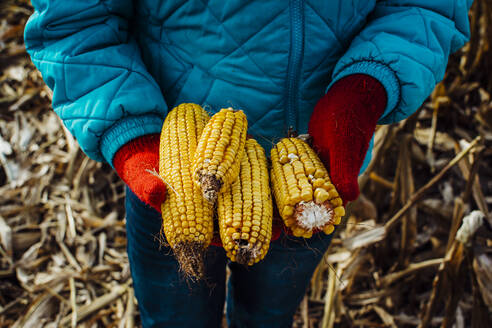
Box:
[0,1,491,327]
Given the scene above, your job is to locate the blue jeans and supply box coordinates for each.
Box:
[125,188,334,328]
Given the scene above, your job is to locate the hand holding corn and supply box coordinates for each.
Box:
[114,134,167,213]
[158,103,344,280]
[308,74,387,202]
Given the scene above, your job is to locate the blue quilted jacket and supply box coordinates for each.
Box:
[24,0,472,170]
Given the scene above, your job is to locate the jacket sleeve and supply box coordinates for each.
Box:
[329,0,473,124]
[24,0,167,164]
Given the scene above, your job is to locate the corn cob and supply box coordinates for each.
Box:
[159,103,214,280]
[192,107,248,203]
[217,138,273,265]
[270,138,345,238]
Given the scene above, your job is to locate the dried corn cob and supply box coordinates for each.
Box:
[192,107,248,203]
[270,138,345,238]
[159,103,214,280]
[217,138,273,265]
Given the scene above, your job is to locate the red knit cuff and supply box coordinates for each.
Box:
[327,74,387,116]
[113,133,165,212]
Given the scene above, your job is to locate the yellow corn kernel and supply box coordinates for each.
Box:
[333,216,342,225]
[292,160,305,176]
[312,178,325,188]
[323,182,335,191]
[281,205,294,218]
[282,138,298,156]
[331,197,343,207]
[334,206,345,217]
[276,140,289,164]
[328,189,339,199]
[314,188,330,204]
[323,224,335,235]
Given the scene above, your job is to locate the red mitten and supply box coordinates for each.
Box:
[308,74,387,203]
[114,134,166,212]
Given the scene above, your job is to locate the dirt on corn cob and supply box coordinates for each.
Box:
[217,138,273,265]
[270,138,345,238]
[192,107,248,203]
[159,103,214,280]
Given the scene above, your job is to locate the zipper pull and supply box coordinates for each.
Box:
[287,126,298,138]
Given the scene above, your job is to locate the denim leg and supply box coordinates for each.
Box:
[226,231,334,328]
[125,188,227,328]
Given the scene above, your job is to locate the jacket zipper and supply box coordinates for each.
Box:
[286,0,305,136]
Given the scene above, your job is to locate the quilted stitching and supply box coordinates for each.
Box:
[304,2,343,47]
[145,0,291,130]
[204,10,287,85]
[25,0,472,162]
[197,0,286,87]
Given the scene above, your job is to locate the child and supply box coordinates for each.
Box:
[25,1,472,327]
